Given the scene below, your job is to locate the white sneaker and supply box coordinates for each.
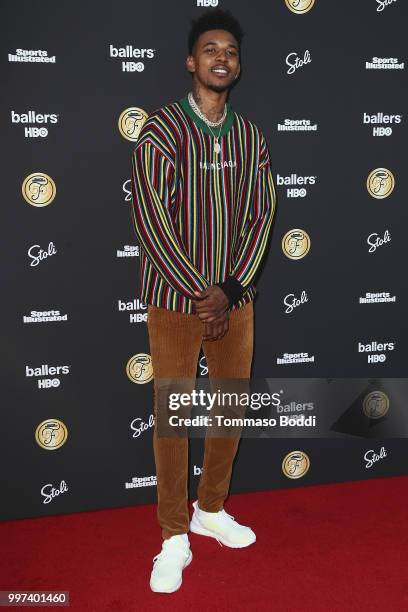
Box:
[150,533,192,593]
[190,500,256,548]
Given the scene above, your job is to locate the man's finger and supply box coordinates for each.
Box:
[193,297,214,310]
[197,304,229,321]
[197,311,212,320]
[193,288,210,298]
[192,296,209,302]
[218,319,229,340]
[199,315,219,323]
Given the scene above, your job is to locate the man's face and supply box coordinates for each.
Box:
[186,29,240,93]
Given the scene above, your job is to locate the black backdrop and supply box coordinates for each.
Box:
[1,0,407,521]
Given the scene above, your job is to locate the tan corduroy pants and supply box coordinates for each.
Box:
[147,300,254,540]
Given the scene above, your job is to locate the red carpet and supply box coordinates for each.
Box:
[1,476,407,611]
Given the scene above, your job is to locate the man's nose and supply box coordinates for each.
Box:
[215,50,228,62]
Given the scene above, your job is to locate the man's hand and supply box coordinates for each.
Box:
[192,286,229,322]
[203,311,230,341]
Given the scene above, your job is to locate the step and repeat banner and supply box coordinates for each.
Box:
[1,0,407,521]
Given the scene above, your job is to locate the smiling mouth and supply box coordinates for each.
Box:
[211,66,230,76]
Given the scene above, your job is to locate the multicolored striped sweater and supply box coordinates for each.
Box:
[130,94,276,313]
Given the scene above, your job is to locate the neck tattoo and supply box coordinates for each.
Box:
[187,91,227,155]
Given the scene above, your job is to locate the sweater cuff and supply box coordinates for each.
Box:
[216,276,246,307]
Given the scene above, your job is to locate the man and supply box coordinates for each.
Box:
[130,9,276,593]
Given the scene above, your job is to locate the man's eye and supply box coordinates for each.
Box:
[206,48,215,53]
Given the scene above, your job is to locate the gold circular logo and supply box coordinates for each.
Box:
[35,419,68,450]
[118,107,148,142]
[285,0,315,14]
[22,173,56,207]
[282,229,311,259]
[367,168,395,199]
[282,450,310,479]
[362,391,389,419]
[126,353,153,383]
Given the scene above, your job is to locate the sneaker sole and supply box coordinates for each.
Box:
[190,517,256,548]
[150,550,193,594]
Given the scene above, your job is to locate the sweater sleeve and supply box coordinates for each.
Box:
[217,135,276,306]
[130,140,209,299]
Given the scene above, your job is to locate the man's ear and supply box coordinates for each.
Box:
[186,55,195,75]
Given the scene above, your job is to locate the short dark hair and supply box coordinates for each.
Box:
[188,9,244,55]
